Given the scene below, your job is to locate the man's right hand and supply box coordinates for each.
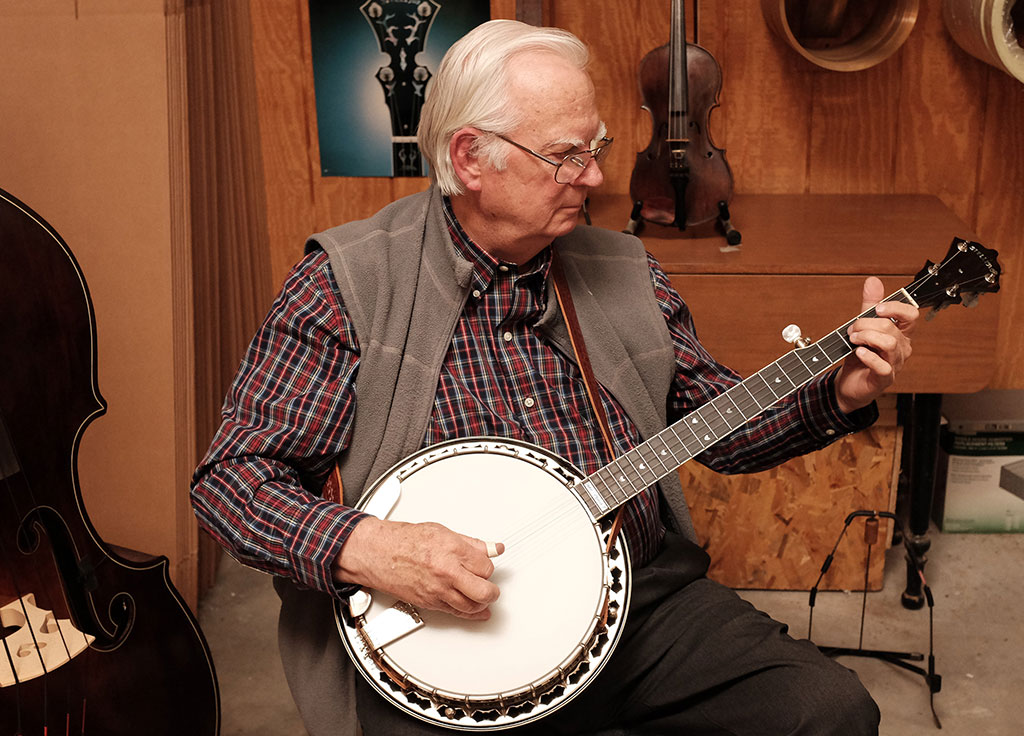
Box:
[333,516,503,620]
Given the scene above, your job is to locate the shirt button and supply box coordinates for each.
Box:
[503,331,513,342]
[498,265,510,272]
[524,397,535,408]
[472,289,481,298]
[825,428,836,436]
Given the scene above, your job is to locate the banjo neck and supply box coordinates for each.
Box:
[573,291,916,520]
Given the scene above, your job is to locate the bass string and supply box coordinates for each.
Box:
[0,479,38,733]
[0,409,87,731]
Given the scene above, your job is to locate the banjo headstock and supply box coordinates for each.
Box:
[907,237,1001,315]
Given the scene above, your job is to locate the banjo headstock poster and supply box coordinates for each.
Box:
[309,1,490,177]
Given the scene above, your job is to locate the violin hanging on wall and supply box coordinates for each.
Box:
[627,0,741,244]
[0,188,220,735]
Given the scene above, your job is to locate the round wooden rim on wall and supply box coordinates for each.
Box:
[942,0,1024,84]
[761,0,920,72]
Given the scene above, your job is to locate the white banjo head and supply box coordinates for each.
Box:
[336,438,631,730]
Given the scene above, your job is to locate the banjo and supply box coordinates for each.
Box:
[335,238,1000,730]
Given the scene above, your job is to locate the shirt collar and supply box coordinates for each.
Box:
[442,196,552,296]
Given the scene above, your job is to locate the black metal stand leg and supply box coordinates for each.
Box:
[622,200,643,235]
[902,393,942,610]
[811,510,943,728]
[717,200,741,245]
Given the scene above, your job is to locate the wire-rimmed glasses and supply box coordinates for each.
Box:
[487,133,614,184]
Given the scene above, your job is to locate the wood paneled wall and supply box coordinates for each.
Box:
[250,0,1023,389]
[185,0,276,594]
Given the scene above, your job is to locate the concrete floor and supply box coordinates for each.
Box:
[198,527,1024,735]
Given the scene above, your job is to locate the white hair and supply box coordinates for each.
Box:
[416,19,590,196]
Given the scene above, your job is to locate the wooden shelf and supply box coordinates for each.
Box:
[587,193,979,275]
[586,193,999,394]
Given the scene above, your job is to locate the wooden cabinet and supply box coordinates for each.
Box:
[587,193,1000,590]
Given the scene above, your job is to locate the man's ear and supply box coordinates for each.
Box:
[450,128,485,192]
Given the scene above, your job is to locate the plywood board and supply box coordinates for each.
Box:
[685,405,901,590]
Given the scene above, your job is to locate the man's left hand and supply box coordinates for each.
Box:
[834,277,918,415]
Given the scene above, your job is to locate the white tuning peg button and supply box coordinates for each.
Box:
[782,324,811,348]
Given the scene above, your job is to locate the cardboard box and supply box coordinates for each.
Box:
[933,391,1024,533]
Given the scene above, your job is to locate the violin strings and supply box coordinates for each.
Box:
[0,497,31,734]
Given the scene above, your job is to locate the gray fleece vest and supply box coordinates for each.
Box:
[275,186,697,735]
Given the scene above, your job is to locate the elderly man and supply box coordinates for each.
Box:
[192,19,916,736]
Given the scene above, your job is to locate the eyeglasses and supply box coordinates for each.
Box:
[488,132,613,184]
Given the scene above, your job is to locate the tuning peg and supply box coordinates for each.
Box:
[782,324,812,348]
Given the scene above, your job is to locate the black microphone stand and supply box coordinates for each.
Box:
[808,510,943,729]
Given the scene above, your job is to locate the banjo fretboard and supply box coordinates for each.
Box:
[574,291,916,519]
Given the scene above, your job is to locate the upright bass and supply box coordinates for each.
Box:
[628,0,739,243]
[0,188,220,735]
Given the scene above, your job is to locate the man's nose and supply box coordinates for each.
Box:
[574,156,604,187]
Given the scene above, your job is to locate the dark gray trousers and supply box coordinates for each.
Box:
[356,531,879,735]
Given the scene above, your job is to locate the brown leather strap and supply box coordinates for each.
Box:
[323,461,343,504]
[551,249,626,548]
[550,251,616,454]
